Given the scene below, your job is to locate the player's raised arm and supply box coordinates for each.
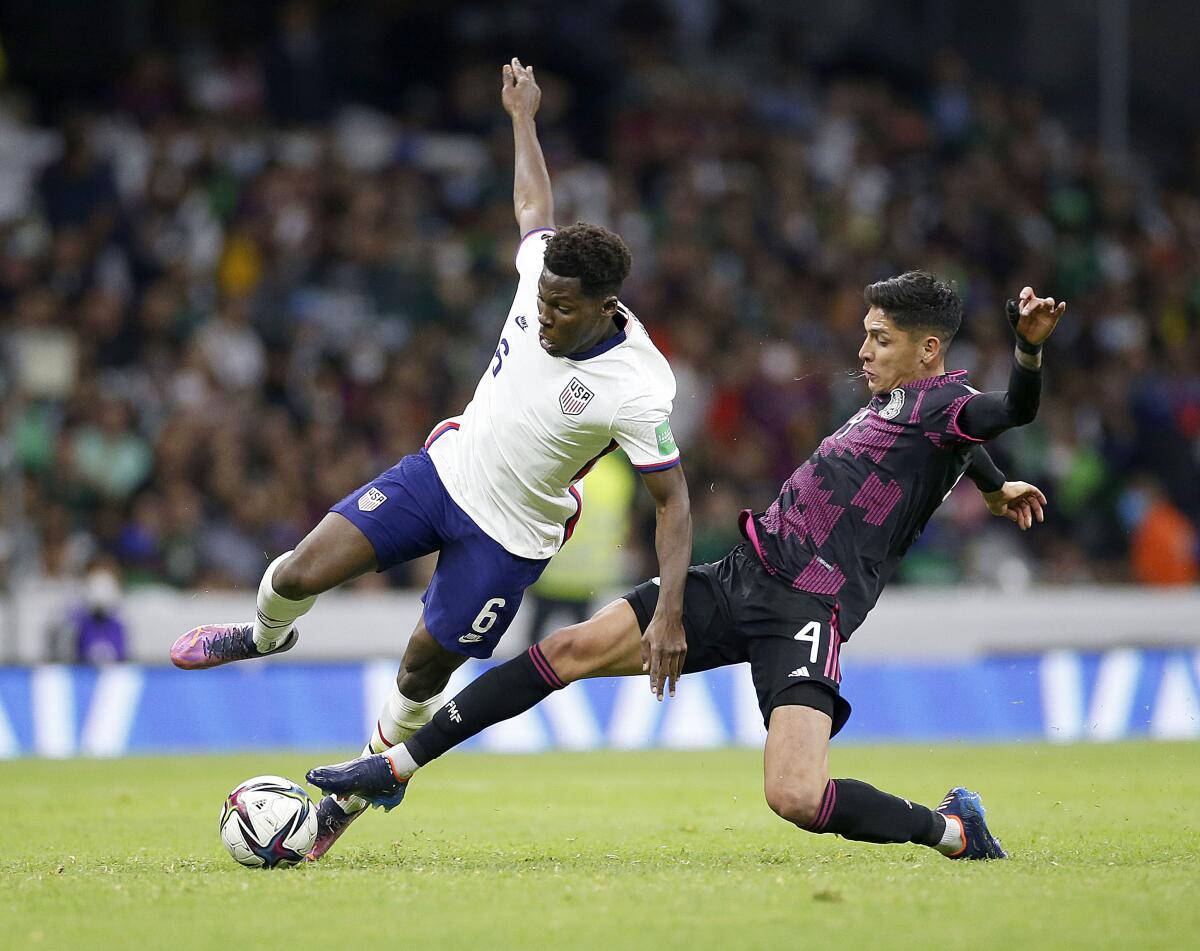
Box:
[502,58,554,236]
[954,287,1066,441]
[638,463,692,701]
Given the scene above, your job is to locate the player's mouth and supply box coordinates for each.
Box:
[539,330,557,353]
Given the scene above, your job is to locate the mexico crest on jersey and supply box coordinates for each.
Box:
[880,388,906,420]
[559,377,595,416]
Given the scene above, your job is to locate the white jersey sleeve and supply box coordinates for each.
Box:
[516,228,555,283]
[612,388,680,473]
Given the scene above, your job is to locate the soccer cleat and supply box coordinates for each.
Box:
[936,786,1008,860]
[305,796,365,862]
[169,623,298,670]
[306,754,410,811]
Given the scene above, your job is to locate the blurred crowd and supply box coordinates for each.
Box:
[1,1,1199,595]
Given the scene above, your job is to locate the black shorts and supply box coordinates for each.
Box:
[624,545,852,737]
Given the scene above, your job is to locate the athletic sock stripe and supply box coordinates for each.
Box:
[808,780,837,831]
[819,780,838,828]
[256,610,293,630]
[528,645,564,689]
[376,721,394,750]
[528,645,565,690]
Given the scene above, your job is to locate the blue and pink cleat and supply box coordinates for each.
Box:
[169,623,298,670]
[306,754,410,811]
[936,786,1008,860]
[305,796,366,861]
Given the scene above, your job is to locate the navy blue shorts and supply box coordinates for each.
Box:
[330,450,549,658]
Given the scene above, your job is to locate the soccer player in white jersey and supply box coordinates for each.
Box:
[170,59,692,858]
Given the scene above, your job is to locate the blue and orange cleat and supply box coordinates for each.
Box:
[305,795,366,862]
[936,786,1008,860]
[306,754,410,811]
[170,623,298,670]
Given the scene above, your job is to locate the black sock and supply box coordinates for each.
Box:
[405,644,565,766]
[805,779,945,846]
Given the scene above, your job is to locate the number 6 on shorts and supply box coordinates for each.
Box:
[472,597,507,634]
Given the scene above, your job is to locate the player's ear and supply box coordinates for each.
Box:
[600,294,619,317]
[923,335,941,365]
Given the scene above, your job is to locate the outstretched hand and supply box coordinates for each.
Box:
[982,481,1047,531]
[641,614,687,701]
[501,58,541,120]
[1012,286,1067,347]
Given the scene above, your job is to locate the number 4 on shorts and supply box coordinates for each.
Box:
[793,620,821,664]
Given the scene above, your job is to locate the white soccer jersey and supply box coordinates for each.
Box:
[425,228,680,560]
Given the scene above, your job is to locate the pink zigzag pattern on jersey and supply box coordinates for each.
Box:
[792,556,847,595]
[850,472,904,526]
[760,463,846,549]
[818,414,905,465]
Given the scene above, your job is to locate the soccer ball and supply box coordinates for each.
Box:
[219,775,318,868]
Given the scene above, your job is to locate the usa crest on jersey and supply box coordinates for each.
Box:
[357,487,388,512]
[559,377,595,416]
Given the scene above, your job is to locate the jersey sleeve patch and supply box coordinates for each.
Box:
[654,420,677,456]
[612,403,679,469]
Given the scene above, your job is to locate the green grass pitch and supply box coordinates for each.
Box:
[3,742,1198,950]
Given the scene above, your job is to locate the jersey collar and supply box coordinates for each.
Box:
[905,369,969,391]
[566,314,628,361]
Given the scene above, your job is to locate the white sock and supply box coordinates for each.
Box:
[253,551,316,652]
[338,687,442,815]
[383,744,419,778]
[935,814,965,855]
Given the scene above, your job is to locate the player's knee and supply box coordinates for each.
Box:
[539,626,597,683]
[271,549,328,600]
[765,777,825,829]
[395,667,445,703]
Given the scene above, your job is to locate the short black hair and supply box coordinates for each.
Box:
[864,271,962,345]
[543,223,632,298]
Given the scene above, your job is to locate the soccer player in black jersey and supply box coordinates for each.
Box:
[309,272,1064,861]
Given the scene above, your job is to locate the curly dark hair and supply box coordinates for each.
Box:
[864,270,962,345]
[543,223,632,298]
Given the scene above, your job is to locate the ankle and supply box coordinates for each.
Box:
[383,744,419,780]
[934,814,966,856]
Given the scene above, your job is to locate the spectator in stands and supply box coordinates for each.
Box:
[0,20,1196,591]
[47,558,129,664]
[1128,477,1199,586]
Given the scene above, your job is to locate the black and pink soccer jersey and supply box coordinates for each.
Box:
[739,370,985,639]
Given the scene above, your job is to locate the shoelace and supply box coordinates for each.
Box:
[203,629,248,660]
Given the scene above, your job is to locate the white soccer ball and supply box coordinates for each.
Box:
[219,775,318,868]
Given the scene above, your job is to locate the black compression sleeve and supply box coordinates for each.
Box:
[956,358,1042,440]
[404,645,564,766]
[965,446,1005,493]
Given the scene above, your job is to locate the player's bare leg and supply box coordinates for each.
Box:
[308,616,469,859]
[170,513,378,669]
[761,705,832,829]
[306,599,642,804]
[762,703,1005,859]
